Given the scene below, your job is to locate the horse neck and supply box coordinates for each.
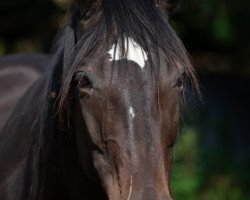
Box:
[0,74,46,192]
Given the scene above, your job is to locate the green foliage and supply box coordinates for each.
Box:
[52,0,73,9]
[171,0,250,53]
[212,4,234,44]
[171,124,249,200]
[171,126,201,200]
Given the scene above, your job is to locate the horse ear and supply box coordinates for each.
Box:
[76,0,91,9]
[157,0,180,12]
[76,0,102,15]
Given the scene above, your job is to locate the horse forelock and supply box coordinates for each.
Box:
[57,0,199,114]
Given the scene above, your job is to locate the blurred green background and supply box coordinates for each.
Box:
[0,0,250,199]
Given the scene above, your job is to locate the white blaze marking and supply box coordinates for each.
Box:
[127,175,133,200]
[129,107,135,119]
[108,37,148,69]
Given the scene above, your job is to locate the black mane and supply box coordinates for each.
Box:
[27,0,198,199]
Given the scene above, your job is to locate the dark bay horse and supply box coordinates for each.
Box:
[0,0,198,199]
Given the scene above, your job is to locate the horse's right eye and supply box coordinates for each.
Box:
[74,72,93,98]
[175,70,187,92]
[77,74,92,88]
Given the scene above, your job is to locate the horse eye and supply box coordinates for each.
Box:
[176,71,186,91]
[74,72,93,97]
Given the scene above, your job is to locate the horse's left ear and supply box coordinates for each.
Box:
[156,0,180,12]
[76,0,102,17]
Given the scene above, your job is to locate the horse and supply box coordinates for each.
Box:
[0,0,198,199]
[0,54,50,131]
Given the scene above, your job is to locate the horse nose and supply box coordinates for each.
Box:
[139,187,172,200]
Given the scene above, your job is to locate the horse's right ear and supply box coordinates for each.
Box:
[76,0,102,17]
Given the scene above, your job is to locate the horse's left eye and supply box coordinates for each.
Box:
[74,72,93,97]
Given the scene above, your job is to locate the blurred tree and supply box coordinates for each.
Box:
[0,0,59,53]
[171,0,250,75]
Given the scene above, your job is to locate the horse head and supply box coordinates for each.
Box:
[35,0,198,199]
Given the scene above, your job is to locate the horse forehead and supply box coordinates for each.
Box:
[107,37,148,69]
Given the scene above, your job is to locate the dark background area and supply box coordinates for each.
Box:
[0,0,249,199]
